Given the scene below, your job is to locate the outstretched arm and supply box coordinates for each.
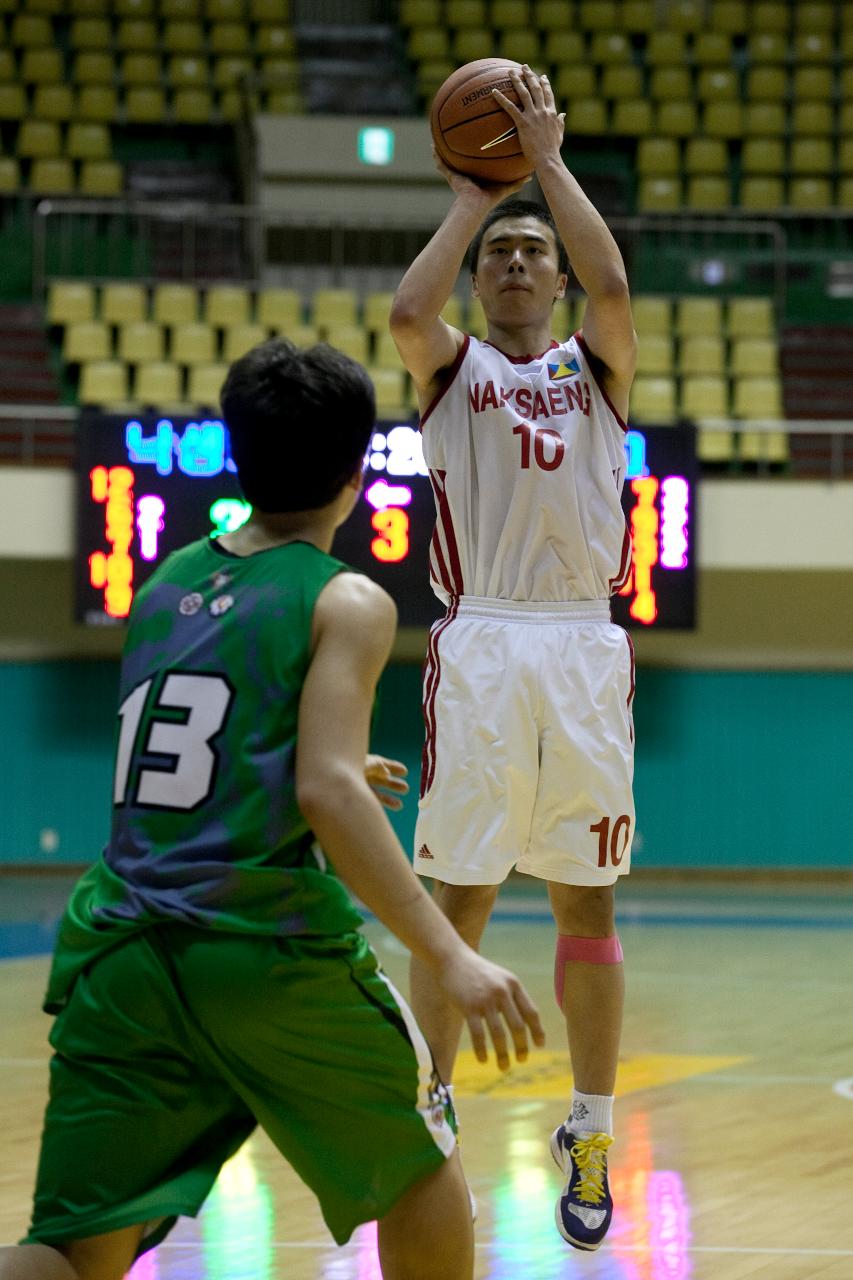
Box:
[494,66,637,418]
[296,572,545,1070]
[390,158,529,404]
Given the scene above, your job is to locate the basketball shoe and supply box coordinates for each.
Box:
[549,1125,614,1251]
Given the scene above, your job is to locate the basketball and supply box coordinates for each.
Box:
[430,58,534,184]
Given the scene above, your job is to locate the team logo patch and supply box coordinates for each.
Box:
[209,594,235,617]
[179,592,204,616]
[547,356,581,381]
[417,844,434,859]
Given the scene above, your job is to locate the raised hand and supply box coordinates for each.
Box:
[491,65,566,172]
[433,144,532,204]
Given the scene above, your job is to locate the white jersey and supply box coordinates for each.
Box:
[420,332,631,604]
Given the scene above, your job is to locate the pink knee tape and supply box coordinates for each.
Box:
[554,934,623,1007]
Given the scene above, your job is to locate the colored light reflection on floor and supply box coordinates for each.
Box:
[128,1250,158,1280]
[200,1145,274,1280]
[608,1112,692,1280]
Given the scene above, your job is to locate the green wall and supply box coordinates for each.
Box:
[0,661,850,869]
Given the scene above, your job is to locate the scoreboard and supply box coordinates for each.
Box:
[75,412,697,629]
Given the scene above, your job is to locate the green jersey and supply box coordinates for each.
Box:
[45,537,363,1012]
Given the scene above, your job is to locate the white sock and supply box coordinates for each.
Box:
[569,1089,614,1137]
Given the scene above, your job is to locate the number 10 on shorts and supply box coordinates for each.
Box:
[590,815,632,867]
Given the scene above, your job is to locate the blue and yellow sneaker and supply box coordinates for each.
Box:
[549,1126,614,1251]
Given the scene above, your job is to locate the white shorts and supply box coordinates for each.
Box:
[415,597,635,887]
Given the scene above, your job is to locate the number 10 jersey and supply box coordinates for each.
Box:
[421,332,631,604]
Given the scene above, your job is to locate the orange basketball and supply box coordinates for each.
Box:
[430,58,534,184]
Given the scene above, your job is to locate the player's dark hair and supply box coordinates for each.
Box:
[220,338,375,513]
[468,198,569,276]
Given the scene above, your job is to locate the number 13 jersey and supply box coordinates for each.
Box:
[421,332,631,604]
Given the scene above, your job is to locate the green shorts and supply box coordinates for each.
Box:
[26,924,456,1255]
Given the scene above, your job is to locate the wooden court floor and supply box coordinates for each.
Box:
[1,875,852,1279]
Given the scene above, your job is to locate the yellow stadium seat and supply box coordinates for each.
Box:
[789,137,833,176]
[731,337,777,377]
[402,0,442,24]
[666,0,704,32]
[790,102,833,135]
[629,376,676,421]
[839,103,853,135]
[255,26,296,56]
[743,103,786,137]
[794,32,832,63]
[792,66,834,101]
[206,0,243,18]
[76,87,117,121]
[324,324,369,365]
[621,0,654,33]
[600,65,643,100]
[368,367,409,418]
[738,431,789,464]
[73,51,115,84]
[169,56,208,88]
[710,1,747,35]
[551,298,575,341]
[684,137,728,175]
[746,66,787,100]
[840,67,853,103]
[645,32,686,65]
[703,102,743,139]
[164,22,205,53]
[532,0,571,27]
[116,19,158,50]
[788,177,832,210]
[697,427,736,463]
[732,376,782,418]
[69,17,111,48]
[188,362,228,407]
[649,68,691,102]
[636,334,674,375]
[741,138,784,175]
[727,297,774,339]
[79,360,130,406]
[17,120,61,159]
[27,0,63,11]
[0,157,21,193]
[219,87,261,120]
[565,98,608,135]
[452,30,494,62]
[747,32,786,63]
[372,330,405,371]
[632,297,671,337]
[693,33,733,66]
[838,178,853,208]
[680,335,726,375]
[203,285,251,328]
[32,85,75,122]
[751,3,789,34]
[637,137,680,177]
[135,361,184,408]
[264,89,302,114]
[441,296,464,328]
[118,321,164,364]
[655,100,698,138]
[466,298,488,338]
[363,291,395,335]
[578,0,617,29]
[249,0,288,20]
[739,176,784,209]
[696,70,739,101]
[0,51,13,80]
[20,50,64,85]
[611,99,653,137]
[838,138,853,174]
[67,122,111,160]
[222,323,269,362]
[408,27,449,60]
[446,0,485,25]
[637,177,682,212]
[64,321,112,363]
[492,0,530,26]
[171,322,217,365]
[681,375,729,418]
[543,32,586,66]
[101,283,148,325]
[842,30,853,60]
[80,161,124,197]
[590,32,631,64]
[501,30,541,66]
[0,85,27,121]
[416,60,453,100]
[154,284,198,326]
[553,65,597,101]
[125,87,167,123]
[311,289,358,331]
[11,14,53,46]
[67,0,111,10]
[214,57,253,90]
[277,323,320,346]
[116,0,155,13]
[687,176,731,210]
[161,0,201,14]
[48,281,96,326]
[795,1,834,31]
[122,54,161,86]
[675,297,723,337]
[256,287,302,331]
[173,89,214,123]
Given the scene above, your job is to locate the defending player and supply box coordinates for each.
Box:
[390,66,637,1252]
[0,339,544,1280]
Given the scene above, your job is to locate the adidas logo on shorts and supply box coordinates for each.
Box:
[417,844,434,859]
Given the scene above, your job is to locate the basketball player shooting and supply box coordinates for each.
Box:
[390,65,638,1252]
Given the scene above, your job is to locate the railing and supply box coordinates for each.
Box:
[2,405,852,479]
